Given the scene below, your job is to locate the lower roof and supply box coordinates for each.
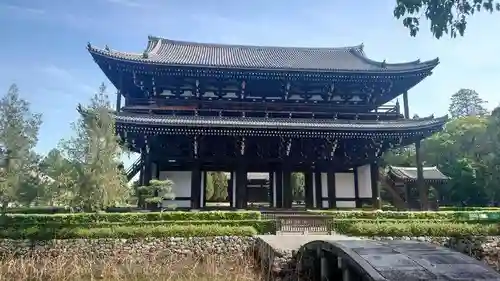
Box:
[113,113,447,132]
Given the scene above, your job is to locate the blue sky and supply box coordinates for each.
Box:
[1,0,499,167]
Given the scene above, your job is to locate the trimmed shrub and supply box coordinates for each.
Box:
[22,219,276,234]
[5,207,71,214]
[308,210,500,220]
[2,211,262,226]
[0,225,257,240]
[332,221,500,237]
[438,206,500,211]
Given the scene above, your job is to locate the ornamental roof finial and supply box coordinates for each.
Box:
[86,42,92,50]
[381,59,387,68]
[105,45,110,52]
[142,51,148,59]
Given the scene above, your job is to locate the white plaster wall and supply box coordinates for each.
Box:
[335,173,355,198]
[357,165,372,198]
[321,173,328,208]
[336,201,356,208]
[160,171,192,208]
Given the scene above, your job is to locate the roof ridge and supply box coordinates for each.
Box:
[147,35,363,52]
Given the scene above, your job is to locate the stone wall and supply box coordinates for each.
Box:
[0,237,256,260]
[1,236,500,272]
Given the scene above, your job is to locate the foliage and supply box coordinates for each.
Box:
[59,84,128,211]
[394,0,500,39]
[307,209,500,220]
[291,172,305,200]
[1,225,257,240]
[205,172,215,201]
[332,220,499,237]
[2,211,262,226]
[136,179,175,208]
[211,172,228,201]
[0,84,42,213]
[381,87,500,208]
[449,89,488,118]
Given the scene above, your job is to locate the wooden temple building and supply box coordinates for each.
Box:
[86,36,447,209]
[384,166,450,210]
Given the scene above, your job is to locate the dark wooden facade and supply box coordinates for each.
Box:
[87,37,447,209]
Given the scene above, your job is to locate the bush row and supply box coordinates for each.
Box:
[3,220,498,239]
[1,211,261,226]
[0,225,257,240]
[4,206,146,214]
[9,219,276,234]
[332,221,500,237]
[308,210,500,220]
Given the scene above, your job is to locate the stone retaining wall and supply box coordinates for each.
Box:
[0,237,256,260]
[1,236,500,272]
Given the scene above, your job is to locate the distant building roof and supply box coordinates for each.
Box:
[87,36,439,73]
[388,166,450,182]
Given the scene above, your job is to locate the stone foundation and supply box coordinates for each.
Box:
[1,236,500,273]
[0,237,256,260]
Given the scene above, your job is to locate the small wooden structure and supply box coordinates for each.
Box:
[384,166,450,210]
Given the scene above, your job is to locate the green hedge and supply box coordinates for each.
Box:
[0,225,257,240]
[1,211,261,226]
[308,210,500,220]
[12,219,275,234]
[331,221,500,237]
[438,206,500,211]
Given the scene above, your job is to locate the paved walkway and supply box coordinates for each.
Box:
[256,234,361,251]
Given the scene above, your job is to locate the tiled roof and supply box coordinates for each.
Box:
[389,166,450,181]
[87,36,439,73]
[113,113,448,131]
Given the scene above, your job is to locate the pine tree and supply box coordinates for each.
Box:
[449,89,488,118]
[60,84,128,211]
[0,84,42,213]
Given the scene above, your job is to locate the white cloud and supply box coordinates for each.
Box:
[2,4,45,15]
[38,65,95,97]
[105,0,147,8]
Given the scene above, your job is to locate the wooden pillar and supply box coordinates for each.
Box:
[403,91,410,119]
[415,139,427,210]
[116,90,122,112]
[235,162,247,209]
[328,168,337,209]
[275,169,283,208]
[154,162,160,179]
[283,169,292,208]
[314,172,322,209]
[370,162,381,209]
[353,167,361,208]
[190,163,201,209]
[229,171,235,208]
[143,146,152,186]
[304,172,314,209]
[268,171,275,207]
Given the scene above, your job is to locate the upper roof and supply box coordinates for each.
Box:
[87,36,439,73]
[388,166,450,181]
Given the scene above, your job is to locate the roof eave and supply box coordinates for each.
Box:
[112,114,448,132]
